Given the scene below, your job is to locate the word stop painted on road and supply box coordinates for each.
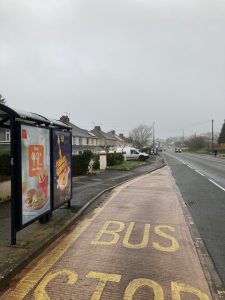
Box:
[91,220,180,252]
[34,269,210,300]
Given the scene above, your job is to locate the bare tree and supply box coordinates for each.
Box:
[129,124,152,149]
[185,136,207,151]
[0,94,6,105]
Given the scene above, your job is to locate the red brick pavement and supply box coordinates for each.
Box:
[1,167,215,300]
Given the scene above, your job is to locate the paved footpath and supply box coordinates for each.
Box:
[1,167,218,299]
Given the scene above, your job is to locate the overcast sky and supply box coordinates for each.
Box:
[0,0,225,139]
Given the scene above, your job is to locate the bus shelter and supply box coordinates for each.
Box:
[0,104,72,244]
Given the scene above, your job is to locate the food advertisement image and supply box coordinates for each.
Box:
[21,125,50,225]
[53,130,72,208]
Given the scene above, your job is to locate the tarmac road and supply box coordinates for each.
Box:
[163,151,225,288]
[1,167,218,299]
[164,152,225,189]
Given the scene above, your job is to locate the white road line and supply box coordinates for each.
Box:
[186,164,193,169]
[195,170,205,177]
[208,179,225,192]
[168,153,225,192]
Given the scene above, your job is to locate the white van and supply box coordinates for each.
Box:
[116,147,149,161]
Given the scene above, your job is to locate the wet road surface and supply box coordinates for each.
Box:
[163,152,225,288]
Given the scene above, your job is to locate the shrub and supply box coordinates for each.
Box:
[107,153,124,166]
[71,150,93,176]
[93,154,100,170]
[0,152,11,176]
[81,150,93,161]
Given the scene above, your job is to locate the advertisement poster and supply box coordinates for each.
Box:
[53,130,72,209]
[21,125,51,225]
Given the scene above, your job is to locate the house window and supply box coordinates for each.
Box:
[72,136,76,145]
[79,137,82,145]
[0,128,10,142]
[87,138,92,145]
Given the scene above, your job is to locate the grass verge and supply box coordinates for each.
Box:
[107,157,155,171]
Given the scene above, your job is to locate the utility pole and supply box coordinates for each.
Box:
[212,119,214,150]
[182,130,184,147]
[153,122,155,151]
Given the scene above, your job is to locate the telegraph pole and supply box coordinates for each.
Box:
[153,122,155,150]
[212,119,214,150]
[182,130,184,147]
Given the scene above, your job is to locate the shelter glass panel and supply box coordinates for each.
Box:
[21,125,51,225]
[52,130,72,209]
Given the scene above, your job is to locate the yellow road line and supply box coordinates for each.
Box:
[4,174,148,299]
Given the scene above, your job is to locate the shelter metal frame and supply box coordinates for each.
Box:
[0,104,72,244]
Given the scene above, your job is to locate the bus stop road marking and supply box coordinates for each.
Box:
[4,175,148,300]
[2,169,214,299]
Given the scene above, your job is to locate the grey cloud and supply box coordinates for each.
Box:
[0,0,225,138]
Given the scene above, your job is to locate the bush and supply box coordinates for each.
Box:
[72,150,93,176]
[0,152,10,176]
[107,153,124,166]
[81,150,93,161]
[93,154,100,170]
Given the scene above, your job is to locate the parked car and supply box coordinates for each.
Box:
[115,147,149,161]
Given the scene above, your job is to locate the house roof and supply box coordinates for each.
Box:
[59,115,97,139]
[91,126,116,141]
[107,131,124,142]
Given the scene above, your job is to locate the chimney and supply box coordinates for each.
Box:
[110,130,115,134]
[119,133,124,138]
[60,115,70,124]
[95,126,101,131]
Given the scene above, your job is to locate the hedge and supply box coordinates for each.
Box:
[93,154,100,170]
[0,150,95,178]
[0,152,10,176]
[107,153,124,166]
[72,150,93,176]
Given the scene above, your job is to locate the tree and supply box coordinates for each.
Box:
[129,124,152,149]
[0,94,6,105]
[185,136,207,151]
[218,121,225,144]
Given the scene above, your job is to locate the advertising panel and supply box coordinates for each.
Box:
[21,125,51,225]
[52,130,72,209]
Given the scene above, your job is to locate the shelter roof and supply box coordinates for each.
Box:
[0,104,71,129]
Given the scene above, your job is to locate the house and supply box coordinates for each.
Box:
[106,130,126,148]
[59,115,102,154]
[90,126,117,148]
[0,112,127,155]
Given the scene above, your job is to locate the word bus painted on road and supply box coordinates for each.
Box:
[91,220,180,252]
